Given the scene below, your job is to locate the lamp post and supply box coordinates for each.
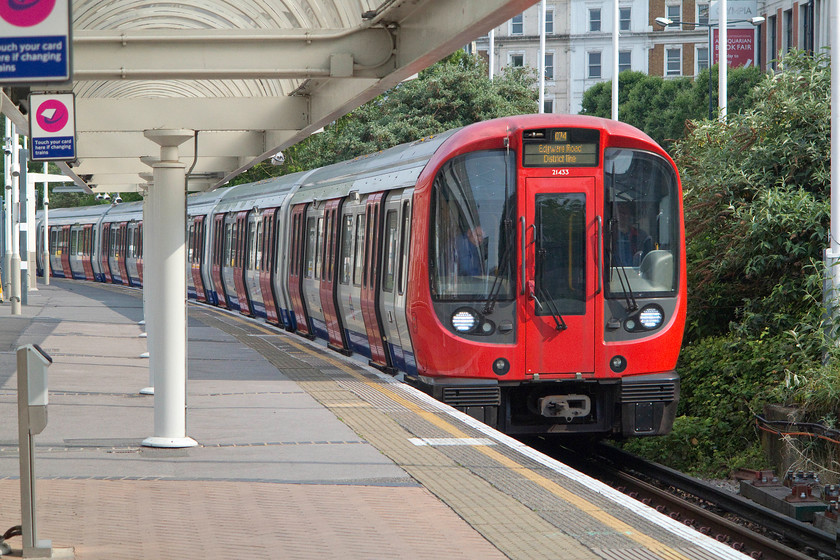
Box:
[654,15,764,120]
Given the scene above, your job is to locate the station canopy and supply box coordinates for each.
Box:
[0,0,535,194]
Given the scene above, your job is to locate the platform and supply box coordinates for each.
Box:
[0,280,748,559]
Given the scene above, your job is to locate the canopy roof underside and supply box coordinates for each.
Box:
[0,0,536,193]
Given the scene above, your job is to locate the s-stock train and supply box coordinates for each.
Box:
[37,114,686,438]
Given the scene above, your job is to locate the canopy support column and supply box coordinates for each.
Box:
[142,129,197,449]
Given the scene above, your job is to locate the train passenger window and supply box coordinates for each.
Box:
[254,221,263,271]
[50,230,57,255]
[188,223,195,263]
[398,202,411,295]
[305,217,316,278]
[225,222,234,266]
[340,215,353,285]
[353,214,365,286]
[70,230,79,256]
[604,148,679,297]
[315,217,325,279]
[248,220,258,271]
[430,150,517,301]
[383,210,398,292]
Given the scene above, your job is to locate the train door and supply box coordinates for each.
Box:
[211,214,227,307]
[379,195,406,370]
[136,224,144,284]
[244,211,263,317]
[259,208,281,325]
[117,223,130,285]
[233,211,253,316]
[288,204,312,336]
[522,177,596,375]
[82,225,95,280]
[60,225,71,279]
[190,216,207,302]
[319,199,349,353]
[360,193,391,370]
[335,204,366,355]
[100,225,112,283]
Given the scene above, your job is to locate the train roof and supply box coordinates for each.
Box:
[101,201,143,223]
[291,129,458,204]
[37,204,112,226]
[212,170,311,214]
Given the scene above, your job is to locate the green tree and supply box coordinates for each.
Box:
[625,51,835,475]
[233,52,537,183]
[580,65,763,149]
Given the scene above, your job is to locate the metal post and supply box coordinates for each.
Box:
[488,29,495,80]
[708,25,714,120]
[828,0,840,317]
[10,124,21,315]
[19,145,30,303]
[141,129,196,448]
[140,186,153,390]
[612,0,619,120]
[719,0,728,121]
[42,163,49,285]
[4,117,11,301]
[538,0,546,113]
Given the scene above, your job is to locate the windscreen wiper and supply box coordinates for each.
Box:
[530,283,567,331]
[482,218,514,315]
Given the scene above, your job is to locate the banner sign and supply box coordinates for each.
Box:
[0,0,71,83]
[713,28,757,67]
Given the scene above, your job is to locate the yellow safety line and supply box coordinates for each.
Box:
[221,311,692,560]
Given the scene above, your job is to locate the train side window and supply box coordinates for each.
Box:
[305,217,316,279]
[340,215,353,285]
[322,211,332,281]
[49,229,56,255]
[188,223,195,263]
[398,201,411,295]
[225,222,233,266]
[383,210,398,292]
[254,220,263,271]
[138,225,143,260]
[70,229,78,256]
[314,216,324,280]
[353,214,365,286]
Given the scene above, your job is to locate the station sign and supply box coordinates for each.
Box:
[29,92,75,161]
[0,0,71,83]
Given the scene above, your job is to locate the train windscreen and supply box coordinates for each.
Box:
[430,150,517,301]
[604,148,679,298]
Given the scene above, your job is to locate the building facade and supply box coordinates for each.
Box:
[474,0,827,116]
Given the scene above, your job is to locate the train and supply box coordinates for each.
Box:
[37,114,686,438]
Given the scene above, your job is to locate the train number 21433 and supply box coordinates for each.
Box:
[552,169,570,176]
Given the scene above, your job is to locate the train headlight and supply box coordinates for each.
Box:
[638,305,664,330]
[451,308,479,333]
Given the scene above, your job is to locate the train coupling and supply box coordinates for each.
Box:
[538,394,591,421]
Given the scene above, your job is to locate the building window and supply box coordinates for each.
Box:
[511,13,523,35]
[666,47,682,76]
[509,53,524,67]
[589,8,601,32]
[545,8,554,34]
[665,4,681,29]
[696,45,709,72]
[768,14,778,69]
[697,3,709,25]
[618,50,631,73]
[545,52,554,80]
[543,98,554,114]
[783,9,793,53]
[619,7,631,31]
[588,51,602,78]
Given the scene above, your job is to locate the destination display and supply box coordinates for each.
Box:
[522,128,600,167]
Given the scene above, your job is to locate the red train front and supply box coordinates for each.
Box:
[408,115,686,437]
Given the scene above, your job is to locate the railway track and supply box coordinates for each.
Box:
[535,440,836,559]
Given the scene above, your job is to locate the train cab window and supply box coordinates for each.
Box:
[430,150,517,301]
[383,210,398,292]
[604,148,679,297]
[353,214,365,286]
[340,215,353,285]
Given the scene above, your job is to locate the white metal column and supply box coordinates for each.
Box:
[828,0,840,314]
[4,117,12,301]
[719,0,728,120]
[10,125,21,315]
[41,163,49,286]
[141,129,196,448]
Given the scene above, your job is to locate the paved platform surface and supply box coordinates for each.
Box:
[0,280,748,560]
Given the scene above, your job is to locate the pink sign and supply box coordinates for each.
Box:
[0,0,56,28]
[35,98,68,132]
[713,28,756,67]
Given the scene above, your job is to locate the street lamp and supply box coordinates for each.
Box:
[654,16,764,120]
